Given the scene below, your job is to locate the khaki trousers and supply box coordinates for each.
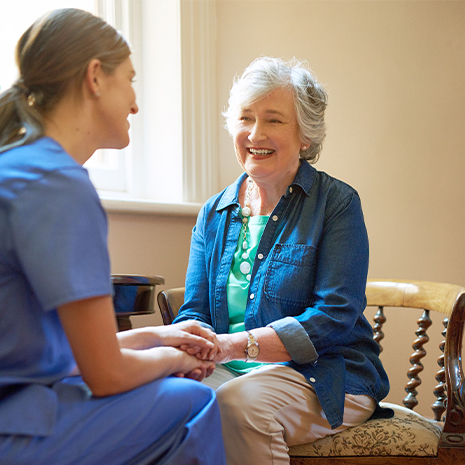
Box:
[203,364,375,465]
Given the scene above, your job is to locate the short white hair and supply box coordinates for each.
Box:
[223,56,328,162]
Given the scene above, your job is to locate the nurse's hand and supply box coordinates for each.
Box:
[156,321,220,362]
[169,348,216,381]
[117,321,216,356]
[154,321,216,349]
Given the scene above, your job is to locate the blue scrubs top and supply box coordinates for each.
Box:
[0,137,111,437]
[0,138,226,465]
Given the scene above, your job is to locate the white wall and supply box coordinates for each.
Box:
[108,0,465,418]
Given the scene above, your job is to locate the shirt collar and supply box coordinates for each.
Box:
[216,172,247,211]
[290,160,316,196]
[216,161,317,212]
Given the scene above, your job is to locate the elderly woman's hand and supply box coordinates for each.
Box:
[180,327,294,364]
[211,333,248,363]
[211,328,293,364]
[180,328,220,361]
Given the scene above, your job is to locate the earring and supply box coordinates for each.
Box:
[94,91,101,98]
[27,93,36,107]
[302,145,307,151]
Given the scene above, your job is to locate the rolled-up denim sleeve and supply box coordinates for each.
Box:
[268,316,318,364]
[294,191,369,355]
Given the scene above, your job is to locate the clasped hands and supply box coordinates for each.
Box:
[118,321,242,382]
[152,321,239,380]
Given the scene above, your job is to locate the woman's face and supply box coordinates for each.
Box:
[233,87,304,189]
[96,57,138,149]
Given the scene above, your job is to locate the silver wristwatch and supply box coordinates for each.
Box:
[245,331,259,362]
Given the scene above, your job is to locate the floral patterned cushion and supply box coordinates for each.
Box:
[289,402,442,457]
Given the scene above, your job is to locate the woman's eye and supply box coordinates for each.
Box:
[270,119,282,124]
[239,116,251,122]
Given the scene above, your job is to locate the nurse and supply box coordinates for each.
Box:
[0,8,226,465]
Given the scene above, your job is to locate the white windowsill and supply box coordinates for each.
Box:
[100,195,201,217]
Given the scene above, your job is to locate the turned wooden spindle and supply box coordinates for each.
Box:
[432,317,448,421]
[373,306,386,353]
[403,309,432,410]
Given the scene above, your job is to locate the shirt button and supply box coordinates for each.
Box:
[289,187,293,193]
[250,294,255,300]
[310,377,316,383]
[272,215,278,222]
[257,253,263,260]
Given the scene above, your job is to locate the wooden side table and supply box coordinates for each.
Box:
[111,274,165,331]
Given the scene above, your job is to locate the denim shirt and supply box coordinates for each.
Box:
[175,161,389,429]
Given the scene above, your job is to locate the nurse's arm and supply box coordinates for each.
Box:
[58,295,215,396]
[116,320,216,353]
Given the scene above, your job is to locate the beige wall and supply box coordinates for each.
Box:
[108,211,196,327]
[108,0,465,418]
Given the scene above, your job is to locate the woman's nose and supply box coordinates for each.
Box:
[130,103,139,115]
[248,121,266,143]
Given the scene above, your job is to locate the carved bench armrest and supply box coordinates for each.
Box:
[441,293,465,447]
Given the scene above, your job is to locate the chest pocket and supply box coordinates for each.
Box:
[264,243,317,307]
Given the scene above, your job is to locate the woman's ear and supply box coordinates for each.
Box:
[85,58,103,98]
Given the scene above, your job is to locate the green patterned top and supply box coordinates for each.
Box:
[224,215,269,374]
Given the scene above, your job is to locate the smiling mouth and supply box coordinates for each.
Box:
[248,148,275,156]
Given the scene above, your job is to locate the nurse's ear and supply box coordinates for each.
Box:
[84,59,103,99]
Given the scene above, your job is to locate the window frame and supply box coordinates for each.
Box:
[91,0,219,214]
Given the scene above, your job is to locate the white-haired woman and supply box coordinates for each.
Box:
[174,57,391,464]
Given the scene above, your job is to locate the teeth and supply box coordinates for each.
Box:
[249,148,274,155]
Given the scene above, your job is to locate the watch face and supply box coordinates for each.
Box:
[247,344,259,358]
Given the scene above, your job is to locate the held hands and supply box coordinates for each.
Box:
[171,322,240,363]
[181,327,291,365]
[155,322,253,366]
[176,321,219,361]
[153,321,216,352]
[182,332,246,364]
[116,321,218,381]
[119,321,216,353]
[154,321,218,380]
[168,347,216,381]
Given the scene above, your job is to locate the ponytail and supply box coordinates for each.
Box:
[0,81,43,153]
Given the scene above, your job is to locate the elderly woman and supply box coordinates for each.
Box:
[174,56,390,464]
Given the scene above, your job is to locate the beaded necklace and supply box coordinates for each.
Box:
[239,178,254,281]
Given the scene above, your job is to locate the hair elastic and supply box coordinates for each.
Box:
[13,79,29,94]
